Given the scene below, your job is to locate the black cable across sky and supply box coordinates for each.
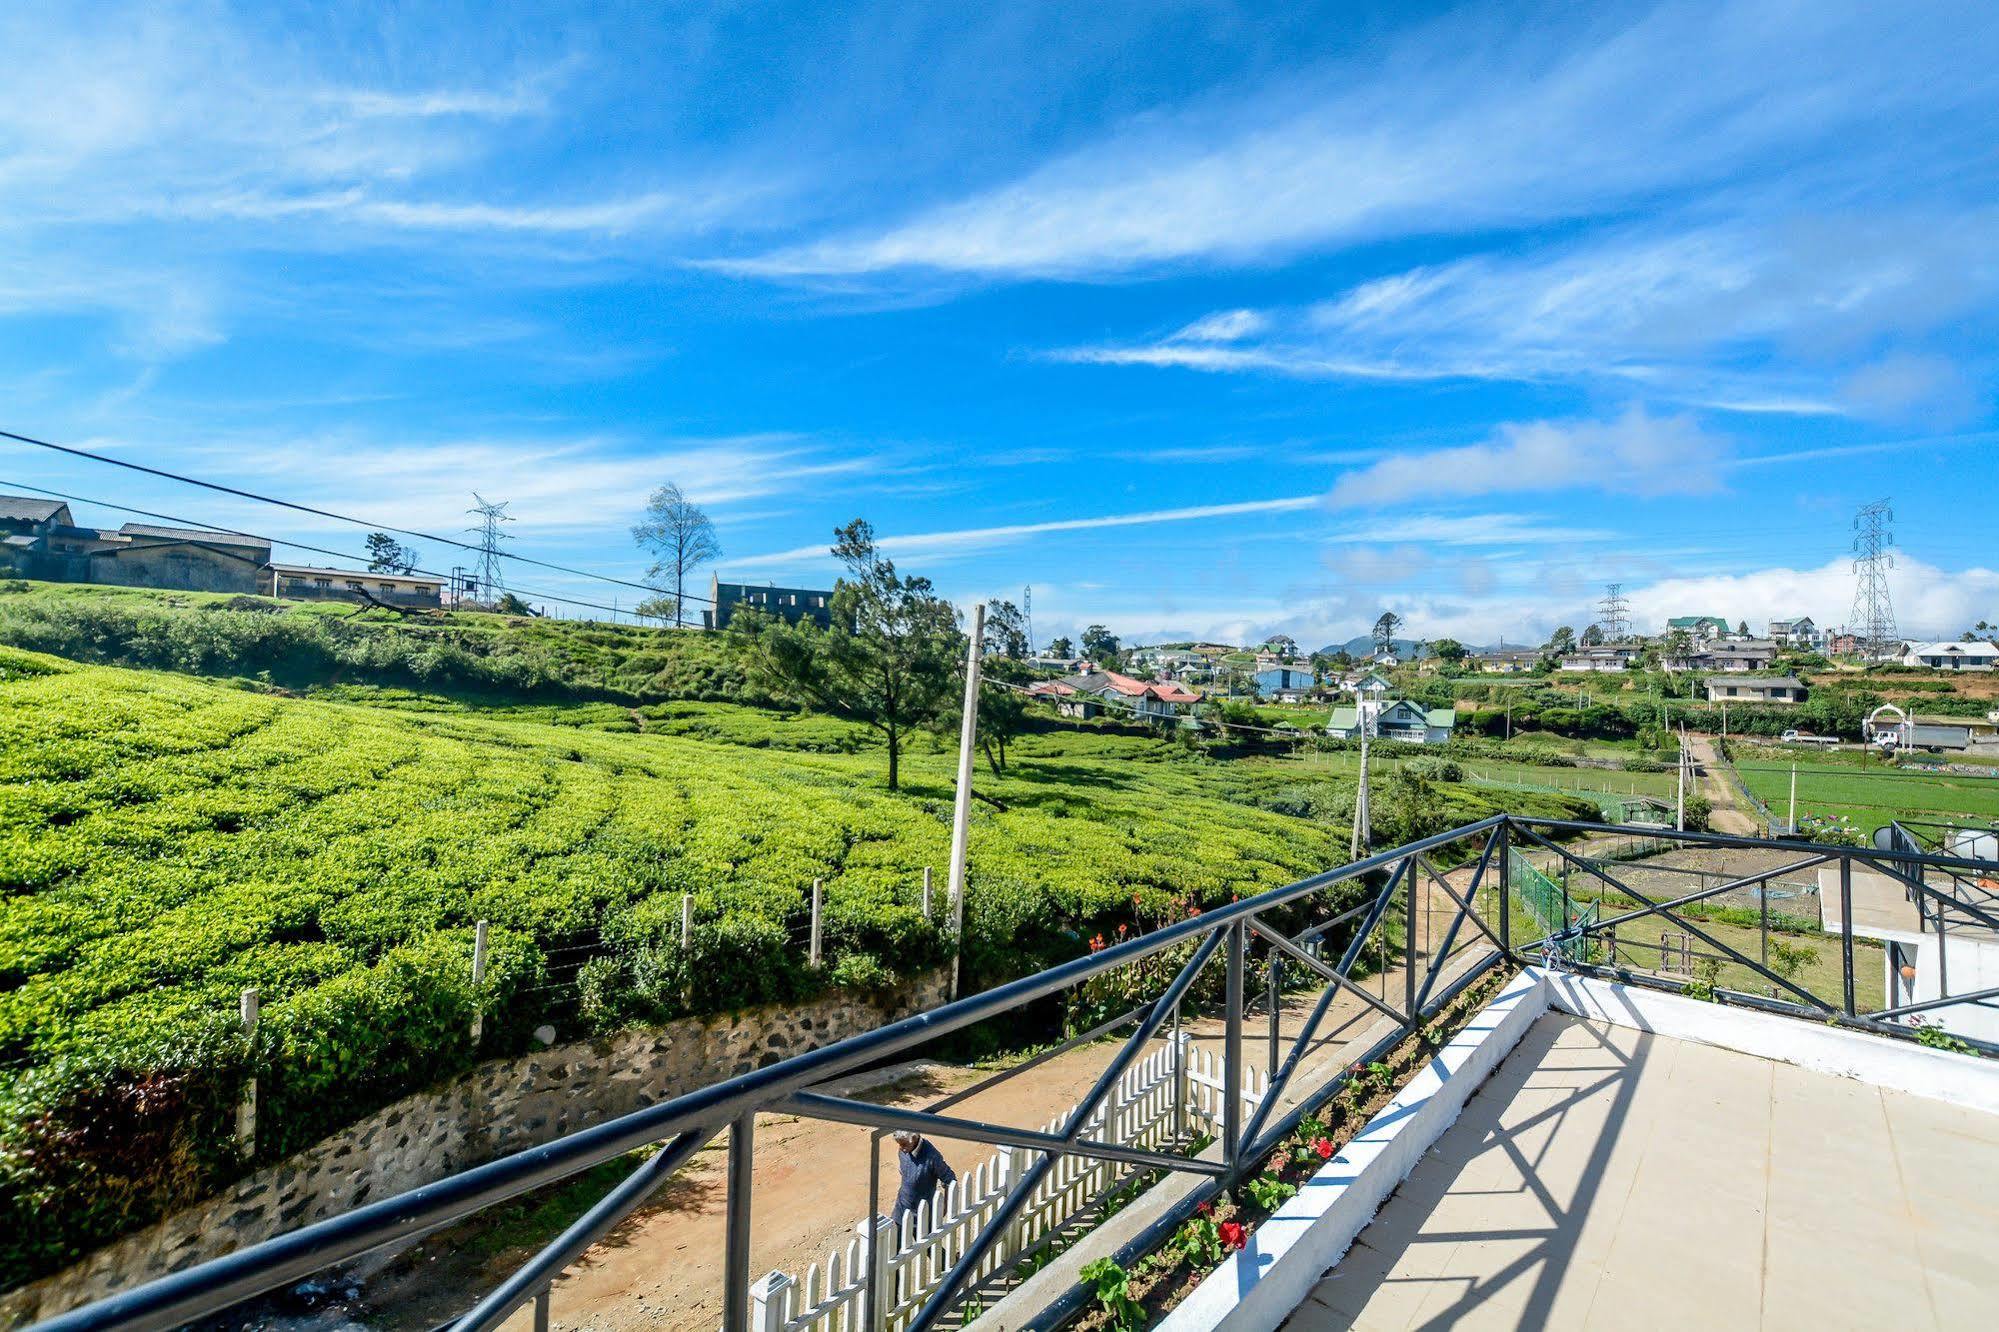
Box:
[0,426,718,606]
[0,478,678,624]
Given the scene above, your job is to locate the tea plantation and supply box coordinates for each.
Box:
[0,587,1599,1285]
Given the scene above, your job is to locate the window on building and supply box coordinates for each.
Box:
[346,581,364,591]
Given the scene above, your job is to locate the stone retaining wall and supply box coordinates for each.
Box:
[3,971,948,1325]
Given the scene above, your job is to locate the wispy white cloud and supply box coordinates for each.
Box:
[727,494,1324,570]
[727,4,1998,279]
[1056,210,1999,415]
[1327,408,1731,508]
[1323,513,1620,547]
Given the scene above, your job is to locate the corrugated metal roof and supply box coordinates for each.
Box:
[118,523,271,549]
[0,496,69,523]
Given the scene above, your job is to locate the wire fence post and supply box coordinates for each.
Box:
[1498,822,1513,957]
[470,919,489,1046]
[236,987,259,1156]
[681,893,693,953]
[921,866,932,920]
[809,879,823,969]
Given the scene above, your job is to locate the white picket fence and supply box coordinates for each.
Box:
[748,1035,1268,1332]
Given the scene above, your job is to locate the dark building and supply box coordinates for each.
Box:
[702,575,837,631]
[0,495,272,593]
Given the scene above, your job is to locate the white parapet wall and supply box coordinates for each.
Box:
[1159,970,1550,1332]
[1160,966,1999,1332]
[1540,968,1999,1115]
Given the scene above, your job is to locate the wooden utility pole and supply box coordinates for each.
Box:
[1675,724,1686,831]
[947,603,985,999]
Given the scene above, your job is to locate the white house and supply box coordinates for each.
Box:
[1327,698,1456,745]
[1558,646,1636,672]
[1768,617,1826,651]
[1901,641,1999,671]
[1705,674,1807,705]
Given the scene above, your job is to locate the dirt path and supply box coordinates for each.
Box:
[361,883,1483,1332]
[1685,733,1759,835]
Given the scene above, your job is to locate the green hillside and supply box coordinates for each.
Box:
[0,584,1602,1284]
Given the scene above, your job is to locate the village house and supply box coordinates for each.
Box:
[1665,614,1730,641]
[702,576,836,631]
[1768,616,1826,651]
[1706,639,1779,672]
[1031,666,1202,721]
[264,563,445,609]
[1706,674,1807,705]
[1250,664,1315,699]
[1471,648,1540,673]
[1558,645,1637,672]
[1900,640,1999,671]
[1326,698,1456,744]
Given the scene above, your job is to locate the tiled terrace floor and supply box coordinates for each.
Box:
[1285,1014,1999,1330]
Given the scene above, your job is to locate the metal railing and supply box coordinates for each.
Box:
[32,816,1999,1332]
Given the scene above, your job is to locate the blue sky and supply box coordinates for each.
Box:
[2,0,1996,647]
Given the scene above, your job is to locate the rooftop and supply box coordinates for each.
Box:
[269,562,444,585]
[1289,1012,1999,1329]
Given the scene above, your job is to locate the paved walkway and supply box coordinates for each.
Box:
[1286,1014,1999,1330]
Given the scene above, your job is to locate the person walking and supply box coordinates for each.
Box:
[890,1131,957,1227]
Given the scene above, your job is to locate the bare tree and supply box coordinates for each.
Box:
[631,483,721,628]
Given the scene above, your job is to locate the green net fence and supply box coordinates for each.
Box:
[1509,849,1595,961]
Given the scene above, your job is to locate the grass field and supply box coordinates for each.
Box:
[1733,745,1999,833]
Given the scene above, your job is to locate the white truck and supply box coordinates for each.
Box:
[1779,729,1841,747]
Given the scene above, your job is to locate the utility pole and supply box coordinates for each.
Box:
[1849,499,1899,661]
[1788,762,1798,834]
[1350,699,1373,858]
[1675,723,1687,831]
[946,603,984,999]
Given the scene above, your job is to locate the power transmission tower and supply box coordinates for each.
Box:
[1022,585,1034,656]
[465,494,513,602]
[1850,498,1898,660]
[1598,582,1630,641]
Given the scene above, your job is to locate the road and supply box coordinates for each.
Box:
[360,874,1483,1332]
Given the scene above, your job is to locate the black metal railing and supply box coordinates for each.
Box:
[32,816,1999,1332]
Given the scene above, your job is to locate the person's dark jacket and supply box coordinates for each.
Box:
[893,1139,957,1223]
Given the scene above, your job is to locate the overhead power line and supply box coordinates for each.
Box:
[0,426,717,606]
[0,479,678,625]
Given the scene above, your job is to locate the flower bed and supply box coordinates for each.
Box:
[1070,965,1516,1332]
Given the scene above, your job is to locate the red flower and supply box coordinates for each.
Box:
[1218,1221,1246,1251]
[1089,934,1106,952]
[1313,1137,1334,1160]
[1195,1201,1212,1217]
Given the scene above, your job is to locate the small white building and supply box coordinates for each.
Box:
[1706,674,1806,705]
[1901,641,1999,671]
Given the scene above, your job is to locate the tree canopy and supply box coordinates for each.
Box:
[364,532,420,574]
[730,519,961,791]
[632,483,720,629]
[1080,624,1120,663]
